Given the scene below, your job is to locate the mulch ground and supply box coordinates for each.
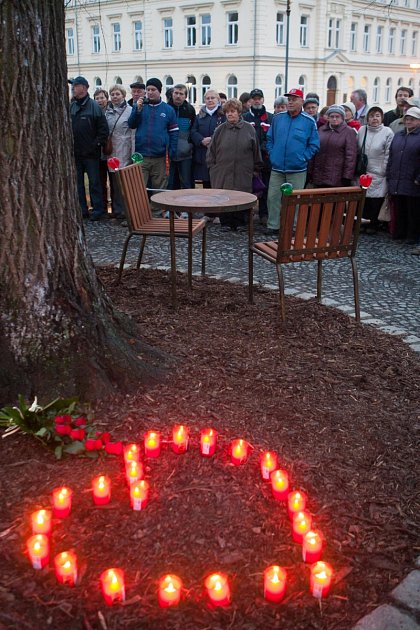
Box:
[0,267,419,630]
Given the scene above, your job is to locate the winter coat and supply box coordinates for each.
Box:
[168,100,196,161]
[128,100,179,159]
[266,110,320,173]
[206,119,263,192]
[357,124,394,198]
[243,106,273,169]
[70,95,109,159]
[308,122,358,186]
[383,108,401,127]
[386,127,420,197]
[105,101,135,171]
[191,105,225,181]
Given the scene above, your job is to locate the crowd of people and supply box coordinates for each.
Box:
[69,76,420,254]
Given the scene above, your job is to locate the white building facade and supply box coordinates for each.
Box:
[65,0,420,108]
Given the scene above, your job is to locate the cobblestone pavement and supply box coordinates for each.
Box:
[86,220,420,350]
[86,219,420,627]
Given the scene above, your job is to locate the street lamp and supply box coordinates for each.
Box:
[186,81,192,103]
[284,0,291,94]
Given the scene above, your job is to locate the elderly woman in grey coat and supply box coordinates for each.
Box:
[206,98,262,231]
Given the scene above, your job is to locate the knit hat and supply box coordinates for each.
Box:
[146,78,162,92]
[69,76,89,88]
[403,106,420,120]
[326,105,346,119]
[303,97,319,107]
[342,101,356,117]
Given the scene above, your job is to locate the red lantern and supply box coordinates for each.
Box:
[107,157,120,170]
[359,174,372,188]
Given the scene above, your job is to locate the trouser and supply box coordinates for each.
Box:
[258,169,271,218]
[267,171,307,230]
[99,160,109,213]
[141,156,167,190]
[168,159,194,189]
[75,157,104,217]
[393,195,420,242]
[109,172,125,217]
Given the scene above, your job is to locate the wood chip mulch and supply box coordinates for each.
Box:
[0,267,419,630]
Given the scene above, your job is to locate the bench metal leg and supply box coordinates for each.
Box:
[351,257,361,323]
[136,235,147,269]
[117,234,133,284]
[276,263,286,322]
[188,213,193,289]
[317,260,323,302]
[201,226,207,275]
[248,208,254,303]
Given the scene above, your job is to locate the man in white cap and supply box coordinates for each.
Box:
[265,88,320,234]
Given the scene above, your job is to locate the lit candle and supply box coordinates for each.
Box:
[310,561,333,599]
[158,574,183,607]
[292,510,312,543]
[264,565,287,603]
[231,439,249,465]
[270,469,289,500]
[287,490,307,519]
[172,425,189,454]
[260,451,278,480]
[144,431,161,458]
[100,568,126,605]
[205,573,230,606]
[54,551,78,586]
[126,460,144,485]
[200,428,217,456]
[52,487,73,518]
[302,530,323,564]
[27,534,49,569]
[130,480,149,511]
[31,509,52,536]
[123,443,140,464]
[92,475,111,505]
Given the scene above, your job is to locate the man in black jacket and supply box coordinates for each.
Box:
[69,76,109,220]
[243,89,273,225]
[167,84,196,189]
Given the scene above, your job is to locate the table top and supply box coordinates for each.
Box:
[151,188,257,214]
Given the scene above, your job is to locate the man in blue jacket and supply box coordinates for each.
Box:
[266,88,320,233]
[128,78,179,189]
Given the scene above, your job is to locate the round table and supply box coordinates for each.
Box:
[151,189,258,306]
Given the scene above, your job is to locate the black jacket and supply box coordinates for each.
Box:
[70,95,109,159]
[243,106,273,167]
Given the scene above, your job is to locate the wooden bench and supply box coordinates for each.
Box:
[115,162,207,284]
[250,186,366,322]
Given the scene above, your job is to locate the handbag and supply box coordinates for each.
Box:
[252,175,266,198]
[355,127,368,175]
[103,105,126,156]
[378,195,391,222]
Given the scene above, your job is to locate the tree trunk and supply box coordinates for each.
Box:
[0,1,167,404]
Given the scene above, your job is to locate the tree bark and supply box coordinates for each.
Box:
[0,1,167,404]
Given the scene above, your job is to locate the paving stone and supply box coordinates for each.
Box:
[295,292,315,300]
[391,571,420,612]
[379,326,409,336]
[352,604,420,629]
[405,336,420,344]
[321,297,339,306]
[363,318,387,326]
[409,344,420,353]
[415,557,420,569]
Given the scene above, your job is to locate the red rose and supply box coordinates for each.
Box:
[85,438,102,451]
[74,417,87,427]
[55,424,72,436]
[54,415,72,425]
[70,428,86,441]
[105,441,123,455]
[97,431,111,444]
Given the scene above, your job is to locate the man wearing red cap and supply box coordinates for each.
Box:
[266,88,319,234]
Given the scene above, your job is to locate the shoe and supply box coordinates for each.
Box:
[260,216,268,227]
[406,239,416,245]
[89,212,106,222]
[236,225,247,233]
[220,225,232,232]
[265,228,278,236]
[411,247,420,256]
[365,227,377,235]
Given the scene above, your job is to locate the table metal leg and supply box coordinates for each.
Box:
[170,209,177,307]
[188,212,193,289]
[248,206,254,303]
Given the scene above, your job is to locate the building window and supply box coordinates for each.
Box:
[112,23,121,52]
[388,27,396,53]
[164,75,174,95]
[298,75,306,93]
[186,75,197,103]
[385,78,392,102]
[227,75,238,98]
[275,74,284,97]
[363,25,371,52]
[92,24,101,53]
[412,31,418,56]
[397,77,404,87]
[350,22,357,51]
[66,27,75,55]
[164,18,173,48]
[327,18,340,49]
[227,12,238,44]
[372,77,380,103]
[114,76,123,85]
[94,77,102,87]
[186,16,196,47]
[201,14,211,46]
[276,12,285,45]
[134,21,143,50]
[376,26,383,53]
[201,75,211,102]
[300,16,308,47]
[400,29,407,54]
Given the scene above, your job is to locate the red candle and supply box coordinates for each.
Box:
[101,568,126,605]
[126,460,144,485]
[200,428,217,456]
[172,425,189,453]
[270,469,289,500]
[27,534,49,569]
[231,439,249,465]
[130,480,149,510]
[264,565,287,602]
[144,431,161,458]
[260,451,278,480]
[205,572,230,606]
[292,510,312,543]
[287,490,307,519]
[52,487,73,518]
[54,551,78,586]
[310,561,333,598]
[158,574,183,607]
[92,475,111,505]
[302,530,323,563]
[31,509,52,536]
[123,443,140,464]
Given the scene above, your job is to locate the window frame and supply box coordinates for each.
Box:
[92,24,101,54]
[186,15,197,47]
[163,17,174,49]
[350,22,357,52]
[276,12,285,46]
[200,14,211,46]
[363,24,371,53]
[227,11,238,45]
[112,22,121,53]
[66,27,75,55]
[300,15,309,48]
[134,20,143,51]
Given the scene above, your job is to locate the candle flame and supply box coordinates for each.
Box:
[214,580,222,591]
[165,581,176,593]
[34,541,41,552]
[36,511,46,523]
[63,560,71,570]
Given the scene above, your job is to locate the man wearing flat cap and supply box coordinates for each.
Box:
[128,81,145,107]
[69,76,109,220]
[128,77,179,189]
